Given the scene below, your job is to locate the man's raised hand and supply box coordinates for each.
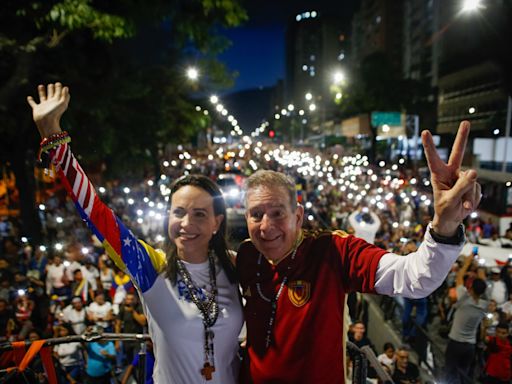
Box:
[421,120,481,236]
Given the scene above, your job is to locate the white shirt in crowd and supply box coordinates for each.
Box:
[46,263,66,294]
[84,265,99,291]
[54,342,82,367]
[377,353,395,373]
[62,305,87,335]
[100,268,115,291]
[87,301,112,329]
[487,279,508,305]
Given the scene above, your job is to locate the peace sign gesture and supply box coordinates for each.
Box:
[421,121,481,237]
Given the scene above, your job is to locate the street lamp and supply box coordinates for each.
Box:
[462,0,483,12]
[186,66,199,81]
[333,71,345,85]
[210,95,219,104]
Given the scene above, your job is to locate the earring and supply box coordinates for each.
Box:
[213,230,217,235]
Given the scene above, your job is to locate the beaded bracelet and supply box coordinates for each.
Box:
[37,131,71,164]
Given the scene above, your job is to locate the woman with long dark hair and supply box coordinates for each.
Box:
[27,83,243,383]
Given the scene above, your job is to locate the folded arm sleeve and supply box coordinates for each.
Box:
[374,224,463,298]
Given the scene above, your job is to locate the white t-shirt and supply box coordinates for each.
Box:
[487,280,508,305]
[46,264,66,293]
[500,300,512,317]
[65,261,83,282]
[377,353,395,373]
[100,268,114,291]
[84,266,99,291]
[348,210,381,244]
[54,342,82,367]
[87,301,112,329]
[142,260,243,384]
[62,305,87,335]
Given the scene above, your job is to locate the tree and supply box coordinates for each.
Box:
[0,0,247,242]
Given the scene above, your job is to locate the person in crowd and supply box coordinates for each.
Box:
[78,258,100,295]
[45,255,69,299]
[444,253,488,384]
[392,346,421,384]
[486,267,508,306]
[482,322,512,384]
[28,246,48,280]
[481,300,505,338]
[27,83,243,383]
[111,269,133,313]
[86,293,113,331]
[14,291,34,340]
[2,238,23,267]
[348,321,374,350]
[120,340,155,384]
[62,296,87,335]
[377,342,396,374]
[53,324,83,383]
[71,268,95,303]
[501,262,512,298]
[26,329,48,382]
[84,330,116,384]
[0,297,16,339]
[402,295,429,364]
[482,219,496,239]
[500,292,512,321]
[236,114,480,383]
[98,256,115,297]
[115,292,147,365]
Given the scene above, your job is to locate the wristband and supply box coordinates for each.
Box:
[429,224,465,245]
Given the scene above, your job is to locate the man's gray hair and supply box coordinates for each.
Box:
[244,170,297,210]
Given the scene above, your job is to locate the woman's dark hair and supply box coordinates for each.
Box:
[163,174,237,285]
[383,342,395,352]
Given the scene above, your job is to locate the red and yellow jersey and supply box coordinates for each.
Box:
[237,229,387,383]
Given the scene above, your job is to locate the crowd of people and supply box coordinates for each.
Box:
[0,83,510,384]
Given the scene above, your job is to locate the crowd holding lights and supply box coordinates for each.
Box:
[33,130,512,268]
[33,135,447,257]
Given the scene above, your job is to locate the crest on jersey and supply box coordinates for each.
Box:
[288,280,310,307]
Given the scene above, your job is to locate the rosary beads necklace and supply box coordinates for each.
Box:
[176,251,218,381]
[256,247,298,348]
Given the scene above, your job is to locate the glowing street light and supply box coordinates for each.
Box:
[210,95,219,104]
[462,0,483,12]
[186,67,199,80]
[333,71,345,84]
[305,92,313,101]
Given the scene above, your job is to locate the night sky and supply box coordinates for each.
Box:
[219,0,358,92]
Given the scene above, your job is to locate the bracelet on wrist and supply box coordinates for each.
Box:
[36,131,71,178]
[429,224,465,245]
[37,131,71,163]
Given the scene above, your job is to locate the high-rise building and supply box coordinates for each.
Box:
[433,0,511,135]
[284,10,345,111]
[403,0,435,84]
[350,0,404,71]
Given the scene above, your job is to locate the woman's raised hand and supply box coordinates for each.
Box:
[27,82,70,138]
